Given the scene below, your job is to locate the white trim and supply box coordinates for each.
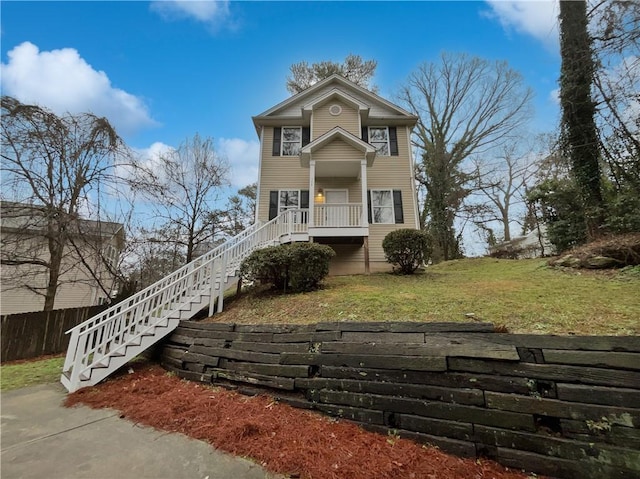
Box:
[370,188,394,224]
[278,189,301,213]
[255,74,418,119]
[255,126,264,224]
[300,126,376,166]
[368,126,390,156]
[407,125,420,230]
[324,189,349,204]
[281,126,302,156]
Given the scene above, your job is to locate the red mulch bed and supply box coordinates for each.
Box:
[65,362,538,479]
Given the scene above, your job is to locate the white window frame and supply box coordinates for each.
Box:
[368,127,390,156]
[281,127,302,156]
[370,189,394,224]
[278,189,301,214]
[103,244,118,268]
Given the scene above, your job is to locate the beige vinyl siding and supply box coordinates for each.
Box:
[275,84,403,119]
[0,234,119,314]
[257,126,309,222]
[313,178,361,203]
[326,244,365,275]
[312,139,364,162]
[312,101,359,139]
[365,125,418,267]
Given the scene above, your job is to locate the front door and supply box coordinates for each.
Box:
[324,189,348,227]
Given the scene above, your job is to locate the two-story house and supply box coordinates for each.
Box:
[252,74,420,275]
[0,201,125,314]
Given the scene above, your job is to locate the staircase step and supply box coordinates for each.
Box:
[62,219,279,392]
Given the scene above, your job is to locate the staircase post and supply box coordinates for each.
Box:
[217,249,229,313]
[208,257,218,316]
[69,332,89,392]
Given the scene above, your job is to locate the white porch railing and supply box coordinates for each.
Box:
[313,203,363,228]
[61,209,306,392]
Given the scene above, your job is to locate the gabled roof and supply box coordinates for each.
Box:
[300,126,377,167]
[0,201,125,244]
[301,88,369,122]
[252,74,418,134]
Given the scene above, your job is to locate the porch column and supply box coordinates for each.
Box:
[361,159,370,274]
[309,160,316,228]
[360,160,368,227]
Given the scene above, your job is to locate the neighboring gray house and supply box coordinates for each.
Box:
[1,201,124,314]
[489,224,554,259]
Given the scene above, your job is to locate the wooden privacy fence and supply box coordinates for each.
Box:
[1,305,107,362]
[161,321,640,479]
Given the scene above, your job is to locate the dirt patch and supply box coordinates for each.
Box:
[550,233,640,269]
[66,362,539,479]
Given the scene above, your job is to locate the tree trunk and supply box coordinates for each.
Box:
[44,235,64,311]
[559,0,605,239]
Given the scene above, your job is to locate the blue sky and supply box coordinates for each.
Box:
[1,0,561,190]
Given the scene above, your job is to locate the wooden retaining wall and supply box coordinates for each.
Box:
[160,321,640,479]
[1,305,107,362]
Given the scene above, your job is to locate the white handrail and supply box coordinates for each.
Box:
[62,210,311,388]
[313,203,363,227]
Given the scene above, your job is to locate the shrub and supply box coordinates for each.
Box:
[240,242,335,293]
[382,229,432,274]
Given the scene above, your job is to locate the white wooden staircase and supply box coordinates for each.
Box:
[61,211,308,392]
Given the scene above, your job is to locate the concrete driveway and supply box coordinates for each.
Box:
[1,383,281,479]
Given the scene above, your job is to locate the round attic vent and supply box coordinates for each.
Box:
[329,104,342,116]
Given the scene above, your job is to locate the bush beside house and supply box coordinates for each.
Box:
[240,243,335,293]
[382,229,432,274]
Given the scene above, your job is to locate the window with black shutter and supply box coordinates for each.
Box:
[367,189,404,224]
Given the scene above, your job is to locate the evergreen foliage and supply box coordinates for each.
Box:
[382,229,433,275]
[240,243,335,293]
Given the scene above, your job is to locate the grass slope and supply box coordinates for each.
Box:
[214,258,639,335]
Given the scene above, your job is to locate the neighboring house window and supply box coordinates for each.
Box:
[272,127,310,156]
[361,126,399,156]
[368,189,404,224]
[103,244,118,268]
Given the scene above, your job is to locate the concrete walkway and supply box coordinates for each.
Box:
[1,383,281,479]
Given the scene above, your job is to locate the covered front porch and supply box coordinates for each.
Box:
[299,126,376,240]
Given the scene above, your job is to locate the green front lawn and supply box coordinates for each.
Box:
[213,258,640,335]
[1,356,65,391]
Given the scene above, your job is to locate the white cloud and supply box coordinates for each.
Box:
[150,0,231,27]
[217,138,259,187]
[483,0,559,50]
[549,87,560,105]
[0,42,156,135]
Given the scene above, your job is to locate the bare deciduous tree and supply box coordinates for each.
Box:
[590,0,640,192]
[472,142,539,243]
[133,133,229,264]
[399,53,533,261]
[1,96,130,311]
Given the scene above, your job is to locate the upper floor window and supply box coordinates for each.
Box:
[282,127,302,156]
[362,126,399,156]
[368,127,390,155]
[273,127,310,156]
